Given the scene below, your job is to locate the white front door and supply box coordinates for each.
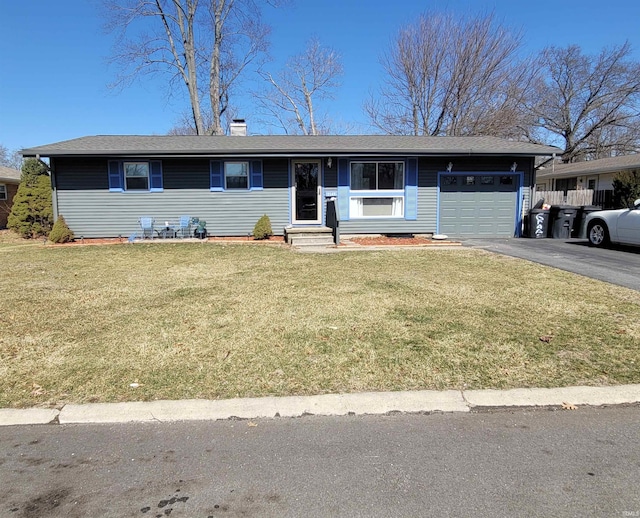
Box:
[292,160,322,224]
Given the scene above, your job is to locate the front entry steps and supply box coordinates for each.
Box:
[285,226,335,248]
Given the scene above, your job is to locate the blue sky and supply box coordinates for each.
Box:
[1,0,639,152]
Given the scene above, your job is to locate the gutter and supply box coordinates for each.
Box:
[22,150,563,159]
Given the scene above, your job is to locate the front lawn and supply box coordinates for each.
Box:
[1,241,639,408]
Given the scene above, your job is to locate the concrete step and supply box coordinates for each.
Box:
[286,227,334,246]
[289,234,335,247]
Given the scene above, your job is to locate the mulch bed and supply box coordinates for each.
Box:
[47,235,287,246]
[348,236,454,246]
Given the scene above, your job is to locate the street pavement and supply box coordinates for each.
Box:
[1,406,639,517]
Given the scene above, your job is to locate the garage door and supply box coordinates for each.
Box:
[439,174,519,237]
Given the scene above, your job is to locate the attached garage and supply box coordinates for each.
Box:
[438,173,522,237]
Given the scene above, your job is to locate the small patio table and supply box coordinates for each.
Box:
[158,223,177,239]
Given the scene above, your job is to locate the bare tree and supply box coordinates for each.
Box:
[167,105,240,135]
[104,0,275,135]
[530,43,640,162]
[365,11,534,138]
[0,145,22,170]
[255,38,343,135]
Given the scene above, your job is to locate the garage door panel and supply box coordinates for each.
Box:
[439,174,518,238]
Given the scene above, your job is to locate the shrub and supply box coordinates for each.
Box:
[21,157,49,183]
[612,170,640,209]
[7,168,53,238]
[48,215,75,243]
[252,214,273,240]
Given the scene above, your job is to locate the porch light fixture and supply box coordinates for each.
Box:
[327,157,333,169]
[446,162,453,172]
[510,162,517,172]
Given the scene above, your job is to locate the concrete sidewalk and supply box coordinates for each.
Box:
[1,384,639,426]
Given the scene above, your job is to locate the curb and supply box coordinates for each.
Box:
[1,385,639,426]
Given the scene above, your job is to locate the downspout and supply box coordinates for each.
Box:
[49,157,58,223]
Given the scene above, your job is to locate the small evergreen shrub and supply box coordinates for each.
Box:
[252,214,273,240]
[48,215,75,243]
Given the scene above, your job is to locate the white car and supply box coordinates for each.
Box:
[586,198,640,247]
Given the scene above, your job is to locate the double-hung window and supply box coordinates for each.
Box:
[108,160,163,192]
[210,160,263,191]
[0,184,6,200]
[225,162,249,189]
[124,162,150,191]
[350,161,405,218]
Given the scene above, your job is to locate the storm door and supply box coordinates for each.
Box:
[292,160,322,224]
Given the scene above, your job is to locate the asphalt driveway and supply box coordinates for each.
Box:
[462,237,640,291]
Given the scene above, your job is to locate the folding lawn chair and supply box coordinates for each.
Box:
[177,215,192,238]
[138,216,155,239]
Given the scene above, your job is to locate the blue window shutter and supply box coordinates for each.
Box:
[405,158,418,220]
[337,158,349,220]
[108,161,123,192]
[210,160,223,191]
[150,161,163,192]
[251,160,263,190]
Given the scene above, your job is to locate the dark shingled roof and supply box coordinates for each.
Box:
[536,154,640,179]
[22,135,561,158]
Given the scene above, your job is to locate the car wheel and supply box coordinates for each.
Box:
[588,220,610,247]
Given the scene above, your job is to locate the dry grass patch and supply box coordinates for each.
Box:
[1,243,639,408]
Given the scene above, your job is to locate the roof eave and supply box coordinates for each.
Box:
[22,148,560,158]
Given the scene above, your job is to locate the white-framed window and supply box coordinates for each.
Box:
[124,162,150,191]
[0,184,6,200]
[351,162,404,190]
[225,161,249,189]
[349,161,405,218]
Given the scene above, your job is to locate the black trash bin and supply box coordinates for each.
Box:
[574,205,602,239]
[549,205,578,239]
[526,208,550,238]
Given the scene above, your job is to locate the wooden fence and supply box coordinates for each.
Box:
[533,189,594,206]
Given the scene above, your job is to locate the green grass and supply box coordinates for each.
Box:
[1,238,639,408]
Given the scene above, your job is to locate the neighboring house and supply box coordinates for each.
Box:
[0,165,21,229]
[535,154,640,208]
[21,131,559,239]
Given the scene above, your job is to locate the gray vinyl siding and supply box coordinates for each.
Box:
[51,155,535,238]
[324,164,337,188]
[53,157,289,238]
